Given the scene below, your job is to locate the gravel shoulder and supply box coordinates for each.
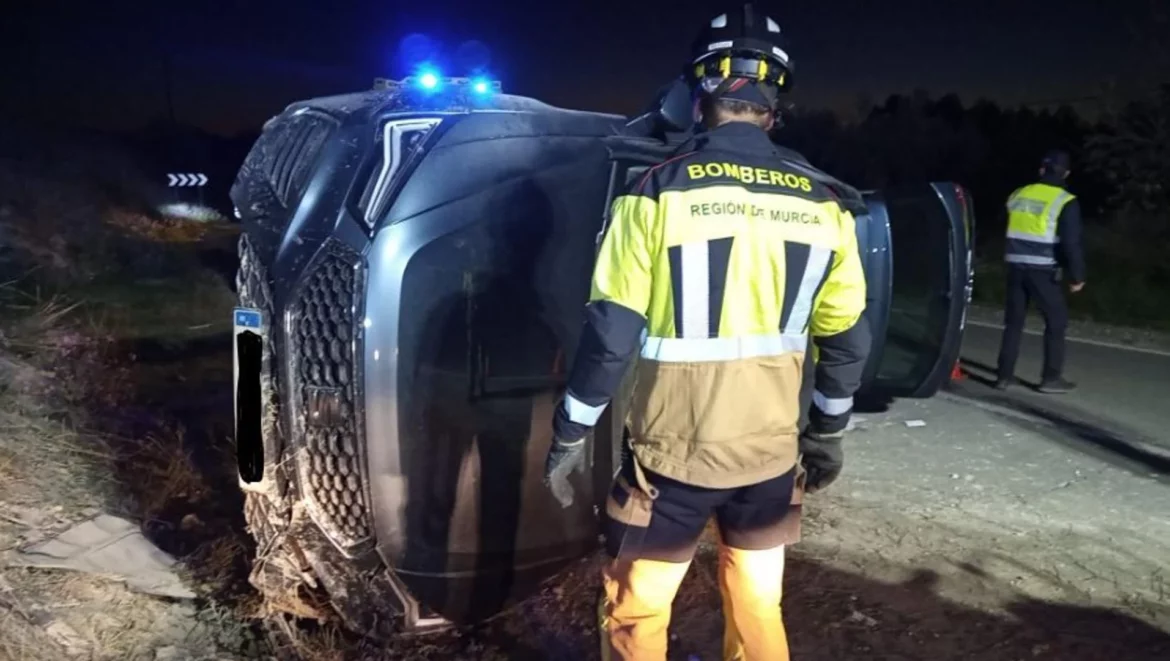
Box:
[371,394,1170,661]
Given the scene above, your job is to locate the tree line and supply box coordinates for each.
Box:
[119,81,1169,253]
[781,85,1170,248]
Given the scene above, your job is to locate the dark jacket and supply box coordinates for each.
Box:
[1041,173,1087,283]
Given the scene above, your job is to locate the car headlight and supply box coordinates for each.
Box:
[358,117,443,228]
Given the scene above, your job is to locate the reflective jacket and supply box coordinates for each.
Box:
[1004,182,1076,269]
[552,121,871,489]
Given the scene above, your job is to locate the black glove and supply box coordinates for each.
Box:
[543,436,587,508]
[799,430,844,493]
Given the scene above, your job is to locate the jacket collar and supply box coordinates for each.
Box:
[695,121,778,155]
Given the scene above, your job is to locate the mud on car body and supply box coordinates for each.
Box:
[229,77,975,637]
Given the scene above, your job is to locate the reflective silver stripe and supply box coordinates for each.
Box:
[641,332,808,362]
[1006,229,1057,244]
[1005,254,1057,265]
[563,393,607,425]
[679,241,710,339]
[1046,192,1072,240]
[782,246,832,334]
[813,390,853,415]
[1007,197,1046,215]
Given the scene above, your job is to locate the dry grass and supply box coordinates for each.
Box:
[0,300,116,513]
[0,163,121,284]
[1,568,238,661]
[187,534,251,592]
[0,301,127,661]
[105,208,235,244]
[0,285,258,661]
[0,146,269,659]
[126,427,214,523]
[269,619,351,661]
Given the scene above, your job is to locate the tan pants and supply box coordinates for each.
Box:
[598,543,788,661]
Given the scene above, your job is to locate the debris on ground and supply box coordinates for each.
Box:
[5,514,196,600]
[845,609,879,628]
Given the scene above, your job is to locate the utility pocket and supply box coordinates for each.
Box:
[605,475,652,528]
[776,460,806,546]
[603,473,656,561]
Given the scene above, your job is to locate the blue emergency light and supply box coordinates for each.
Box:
[378,72,502,97]
[418,71,440,90]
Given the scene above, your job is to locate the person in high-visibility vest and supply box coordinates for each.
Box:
[996,150,1086,393]
[542,5,871,659]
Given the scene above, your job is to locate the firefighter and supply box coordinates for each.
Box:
[543,5,871,659]
[996,150,1086,393]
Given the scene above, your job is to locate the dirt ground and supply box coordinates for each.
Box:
[2,179,1168,659]
[365,396,1170,661]
[0,190,262,660]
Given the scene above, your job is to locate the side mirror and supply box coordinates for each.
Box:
[653,78,694,133]
[623,78,693,138]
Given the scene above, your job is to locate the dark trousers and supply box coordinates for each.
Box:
[603,458,799,563]
[997,265,1068,381]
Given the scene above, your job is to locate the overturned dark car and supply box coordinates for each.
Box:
[229,75,975,637]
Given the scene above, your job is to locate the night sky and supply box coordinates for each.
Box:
[3,0,1164,135]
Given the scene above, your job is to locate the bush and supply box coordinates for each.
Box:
[0,158,215,289]
[1085,85,1170,216]
[972,213,1170,331]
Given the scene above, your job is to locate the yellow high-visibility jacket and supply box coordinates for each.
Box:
[1005,182,1076,268]
[553,121,871,489]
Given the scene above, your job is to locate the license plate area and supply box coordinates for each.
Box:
[233,307,265,483]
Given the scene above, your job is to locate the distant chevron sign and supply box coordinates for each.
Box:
[168,173,208,187]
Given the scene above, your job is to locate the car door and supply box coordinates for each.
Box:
[859,183,975,398]
[588,137,685,503]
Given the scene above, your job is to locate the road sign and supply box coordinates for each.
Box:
[168,173,208,187]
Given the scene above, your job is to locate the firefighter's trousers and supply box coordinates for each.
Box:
[598,458,801,661]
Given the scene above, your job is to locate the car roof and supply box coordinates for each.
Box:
[282,88,625,125]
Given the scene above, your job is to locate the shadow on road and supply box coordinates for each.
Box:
[946,367,1170,479]
[780,559,1169,661]
[855,389,895,414]
[961,357,1041,389]
[372,549,1170,660]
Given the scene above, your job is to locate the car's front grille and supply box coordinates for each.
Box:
[288,241,372,552]
[238,110,336,210]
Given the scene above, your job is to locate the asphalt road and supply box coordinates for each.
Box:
[954,320,1170,471]
[832,390,1170,655]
